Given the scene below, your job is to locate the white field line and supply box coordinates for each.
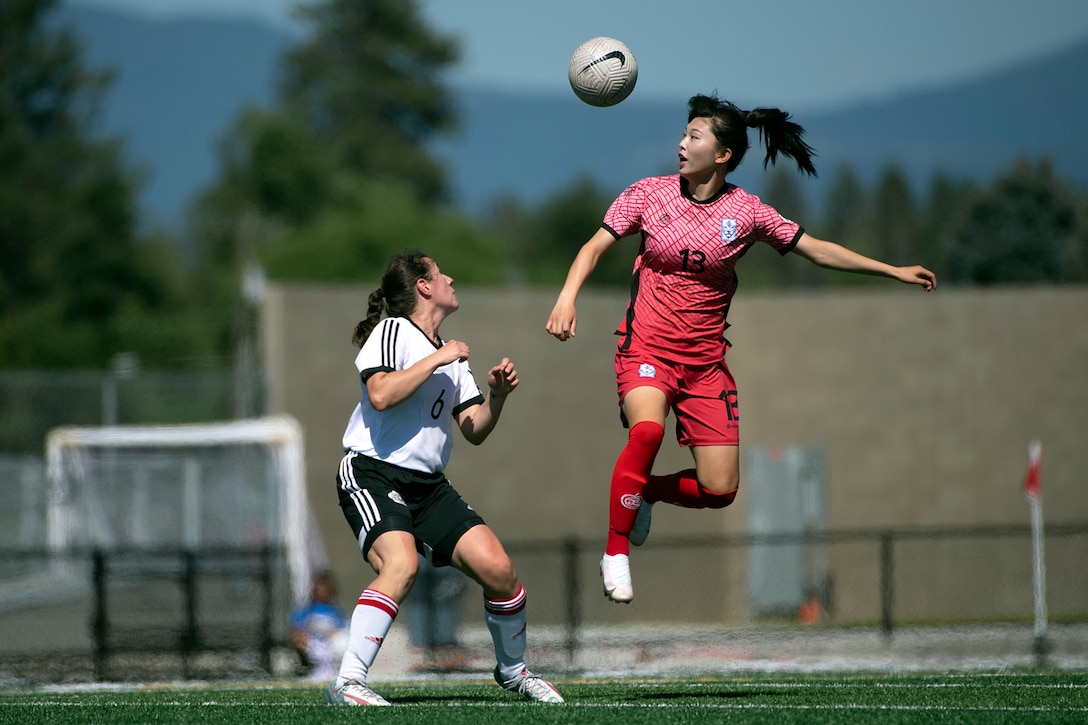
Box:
[4,702,1088,713]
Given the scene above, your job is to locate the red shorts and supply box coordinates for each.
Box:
[614,350,739,447]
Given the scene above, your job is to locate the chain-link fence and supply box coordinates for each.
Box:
[0,368,264,456]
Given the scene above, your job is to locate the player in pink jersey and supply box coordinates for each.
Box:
[546,94,936,604]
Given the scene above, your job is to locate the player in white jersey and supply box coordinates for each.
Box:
[546,94,937,605]
[327,250,563,706]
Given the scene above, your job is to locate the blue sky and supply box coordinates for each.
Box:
[72,0,1088,111]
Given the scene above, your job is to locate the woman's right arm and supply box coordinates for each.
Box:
[366,340,470,411]
[545,227,621,341]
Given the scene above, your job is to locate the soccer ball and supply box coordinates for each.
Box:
[567,37,638,107]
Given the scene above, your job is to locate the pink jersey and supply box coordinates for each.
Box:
[604,175,803,365]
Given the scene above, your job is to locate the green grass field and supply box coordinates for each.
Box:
[2,671,1086,724]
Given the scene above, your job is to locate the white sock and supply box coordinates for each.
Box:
[484,584,527,680]
[336,588,398,685]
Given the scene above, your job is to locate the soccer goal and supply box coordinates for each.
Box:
[45,415,325,606]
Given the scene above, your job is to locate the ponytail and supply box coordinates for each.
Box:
[350,249,433,348]
[352,288,386,347]
[744,107,817,176]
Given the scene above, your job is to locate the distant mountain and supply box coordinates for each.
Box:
[58,5,293,228]
[802,38,1088,190]
[59,4,1088,226]
[441,38,1088,211]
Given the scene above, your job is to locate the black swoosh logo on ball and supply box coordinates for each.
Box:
[580,50,626,73]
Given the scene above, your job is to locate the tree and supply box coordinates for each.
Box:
[752,166,821,288]
[281,0,460,203]
[916,173,976,280]
[260,176,506,285]
[870,164,918,266]
[1071,192,1088,281]
[820,165,869,247]
[192,0,495,294]
[817,164,882,287]
[943,159,1081,284]
[0,0,204,368]
[514,176,630,287]
[217,110,334,227]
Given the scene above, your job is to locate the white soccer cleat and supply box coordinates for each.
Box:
[629,500,654,547]
[325,679,391,706]
[600,553,634,603]
[495,667,565,703]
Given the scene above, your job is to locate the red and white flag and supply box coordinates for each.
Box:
[1023,440,1042,500]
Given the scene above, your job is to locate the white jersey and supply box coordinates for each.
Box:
[341,316,485,474]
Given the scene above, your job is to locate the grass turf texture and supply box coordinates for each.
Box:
[1,671,1086,724]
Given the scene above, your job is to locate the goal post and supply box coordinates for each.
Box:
[45,415,325,605]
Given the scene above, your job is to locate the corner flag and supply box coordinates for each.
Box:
[1023,439,1048,661]
[1023,440,1041,500]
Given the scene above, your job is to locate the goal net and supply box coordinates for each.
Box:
[45,415,325,605]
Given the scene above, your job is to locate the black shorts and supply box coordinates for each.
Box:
[336,452,486,567]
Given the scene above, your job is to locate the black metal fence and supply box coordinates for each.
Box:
[2,523,1086,682]
[489,522,1088,667]
[0,546,288,682]
[88,546,282,680]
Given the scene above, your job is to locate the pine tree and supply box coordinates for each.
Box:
[0,0,196,367]
[192,0,503,288]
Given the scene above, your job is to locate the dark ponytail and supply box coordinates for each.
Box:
[351,249,433,347]
[688,93,817,176]
[744,107,817,176]
[352,288,386,347]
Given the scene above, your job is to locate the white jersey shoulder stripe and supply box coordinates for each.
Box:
[380,318,400,368]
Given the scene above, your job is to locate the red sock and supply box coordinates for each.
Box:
[605,421,664,556]
[644,469,738,509]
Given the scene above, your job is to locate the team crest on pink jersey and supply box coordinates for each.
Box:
[720,218,738,242]
[638,363,656,378]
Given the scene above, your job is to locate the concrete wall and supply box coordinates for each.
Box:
[264,284,1088,615]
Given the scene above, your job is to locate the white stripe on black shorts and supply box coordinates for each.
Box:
[336,451,486,566]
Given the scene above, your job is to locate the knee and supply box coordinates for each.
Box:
[479,557,519,598]
[696,470,740,498]
[628,420,665,450]
[373,548,420,589]
[394,561,421,594]
[704,488,738,509]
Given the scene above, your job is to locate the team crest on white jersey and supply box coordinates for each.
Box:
[720,218,738,242]
[638,363,656,378]
[388,491,406,506]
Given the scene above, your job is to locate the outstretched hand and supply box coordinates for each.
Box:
[488,357,519,399]
[897,266,937,291]
[545,301,577,341]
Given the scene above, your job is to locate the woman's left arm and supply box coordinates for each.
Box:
[793,232,937,291]
[457,357,519,445]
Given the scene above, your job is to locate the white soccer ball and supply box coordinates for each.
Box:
[567,37,638,107]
